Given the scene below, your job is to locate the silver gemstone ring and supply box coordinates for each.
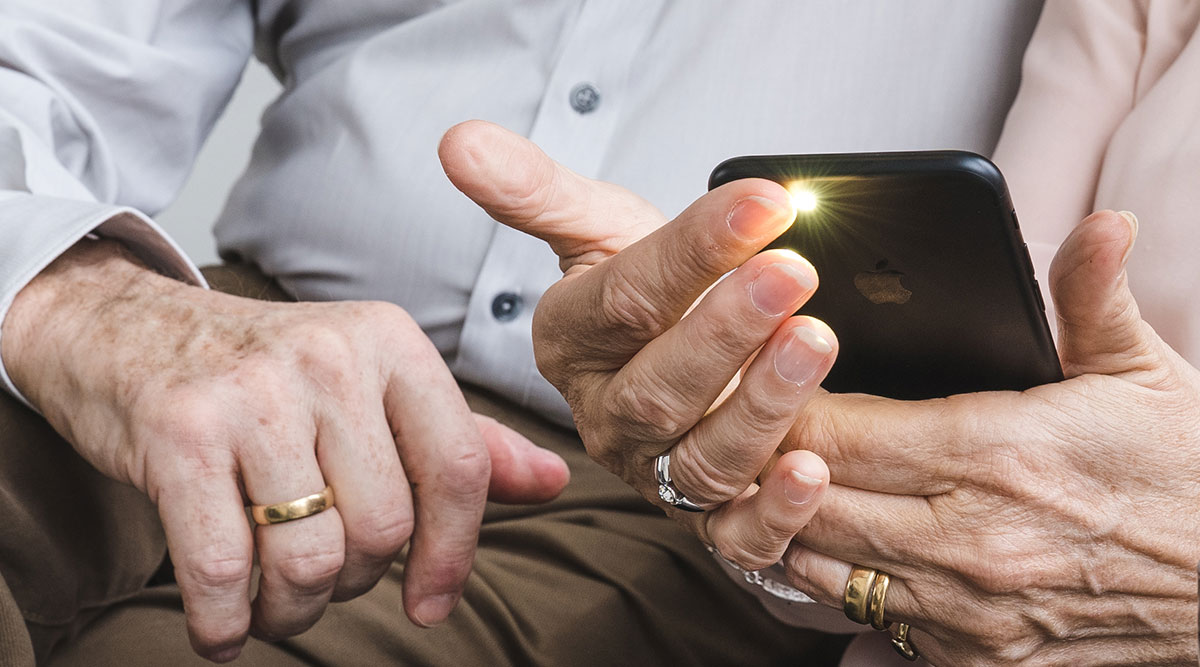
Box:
[654,452,705,512]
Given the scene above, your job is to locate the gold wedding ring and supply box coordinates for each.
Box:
[869,570,891,631]
[251,486,336,525]
[842,565,878,625]
[843,564,920,661]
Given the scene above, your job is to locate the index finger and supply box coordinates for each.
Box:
[586,179,797,348]
[534,181,797,389]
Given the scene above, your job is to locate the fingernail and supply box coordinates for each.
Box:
[1117,210,1139,265]
[774,327,833,386]
[412,593,457,627]
[727,195,793,240]
[210,647,242,663]
[749,262,815,316]
[784,470,822,505]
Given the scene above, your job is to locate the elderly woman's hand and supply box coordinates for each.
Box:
[440,120,839,572]
[781,211,1200,665]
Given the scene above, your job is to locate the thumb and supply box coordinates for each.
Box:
[438,120,665,273]
[1048,209,1162,378]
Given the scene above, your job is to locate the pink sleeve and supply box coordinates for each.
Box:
[991,0,1145,259]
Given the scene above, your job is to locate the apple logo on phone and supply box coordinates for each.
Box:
[854,259,912,305]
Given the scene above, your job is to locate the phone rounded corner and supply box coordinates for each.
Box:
[708,156,744,191]
[948,151,1013,206]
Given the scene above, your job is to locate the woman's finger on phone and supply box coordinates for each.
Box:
[605,251,818,457]
[665,316,837,507]
[690,449,830,572]
[536,179,797,384]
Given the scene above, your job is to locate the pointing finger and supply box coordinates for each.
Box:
[535,179,797,387]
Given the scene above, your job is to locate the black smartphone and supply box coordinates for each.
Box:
[709,151,1063,400]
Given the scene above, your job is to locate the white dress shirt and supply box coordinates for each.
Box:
[0,1,1045,661]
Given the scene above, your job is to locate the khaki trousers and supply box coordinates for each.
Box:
[0,265,849,666]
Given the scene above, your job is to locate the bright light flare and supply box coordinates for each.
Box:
[787,181,819,213]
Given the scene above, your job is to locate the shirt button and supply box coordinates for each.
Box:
[569,83,601,114]
[491,292,523,322]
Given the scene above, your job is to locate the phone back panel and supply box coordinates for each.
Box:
[710,152,1062,399]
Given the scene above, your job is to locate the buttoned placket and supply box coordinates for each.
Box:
[452,0,667,424]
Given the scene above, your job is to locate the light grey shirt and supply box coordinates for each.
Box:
[0,1,1042,656]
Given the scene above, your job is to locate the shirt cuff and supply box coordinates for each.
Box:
[0,192,206,411]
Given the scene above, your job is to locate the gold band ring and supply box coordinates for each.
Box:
[251,486,335,525]
[846,565,921,661]
[890,622,920,661]
[869,570,891,631]
[842,565,878,625]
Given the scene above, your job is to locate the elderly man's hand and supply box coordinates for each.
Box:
[0,239,570,662]
[779,211,1200,665]
[440,120,839,571]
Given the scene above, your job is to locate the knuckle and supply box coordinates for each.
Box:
[937,394,1002,469]
[348,506,414,560]
[531,321,570,388]
[445,446,492,487]
[495,153,558,223]
[180,550,252,594]
[356,302,434,362]
[781,559,830,607]
[735,390,796,436]
[290,326,357,388]
[977,618,1038,664]
[787,396,838,454]
[598,269,670,340]
[530,299,600,392]
[956,533,1034,596]
[781,551,814,589]
[425,552,476,590]
[139,396,237,495]
[669,229,731,285]
[682,308,758,365]
[367,301,421,337]
[713,530,776,572]
[962,563,1016,598]
[149,393,229,446]
[672,444,746,503]
[756,504,803,543]
[270,547,345,594]
[608,374,693,442]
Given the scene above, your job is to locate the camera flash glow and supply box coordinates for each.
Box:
[786,182,819,213]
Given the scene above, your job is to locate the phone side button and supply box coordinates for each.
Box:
[1021,242,1036,275]
[1012,208,1028,239]
[1032,278,1046,312]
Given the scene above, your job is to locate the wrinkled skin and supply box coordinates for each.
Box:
[779,209,1200,665]
[442,120,1200,666]
[1,239,569,662]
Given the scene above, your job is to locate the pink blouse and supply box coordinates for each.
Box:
[995,0,1200,360]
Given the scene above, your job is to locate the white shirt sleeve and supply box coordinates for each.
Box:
[0,1,255,407]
